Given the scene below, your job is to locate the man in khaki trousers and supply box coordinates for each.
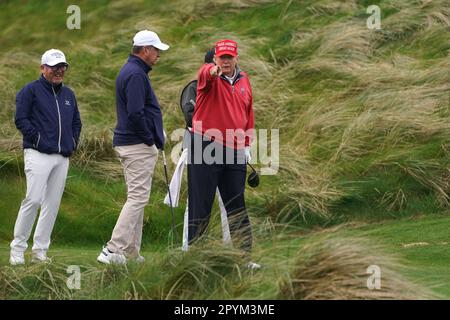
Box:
[97,30,169,264]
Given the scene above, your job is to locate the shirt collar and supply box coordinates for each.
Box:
[220,65,243,84]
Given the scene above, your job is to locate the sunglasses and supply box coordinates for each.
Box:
[45,64,69,72]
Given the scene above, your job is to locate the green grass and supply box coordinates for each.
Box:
[343,214,450,297]
[1,0,450,299]
[2,213,450,299]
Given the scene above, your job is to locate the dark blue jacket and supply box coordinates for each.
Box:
[15,75,82,157]
[113,55,165,149]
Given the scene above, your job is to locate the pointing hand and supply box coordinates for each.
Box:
[210,65,222,77]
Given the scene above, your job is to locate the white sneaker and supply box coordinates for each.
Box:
[10,251,25,266]
[247,261,261,270]
[134,255,145,263]
[31,252,52,263]
[97,247,127,265]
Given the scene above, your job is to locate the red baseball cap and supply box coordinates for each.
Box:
[215,39,238,57]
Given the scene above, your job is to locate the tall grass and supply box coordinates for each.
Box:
[265,0,450,222]
[0,0,449,299]
[277,235,435,299]
[0,0,448,226]
[0,230,435,300]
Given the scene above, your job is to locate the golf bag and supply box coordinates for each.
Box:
[179,79,197,129]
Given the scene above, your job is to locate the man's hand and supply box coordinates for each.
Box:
[210,65,222,77]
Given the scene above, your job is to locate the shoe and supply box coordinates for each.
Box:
[247,261,261,270]
[134,255,145,263]
[97,247,127,265]
[10,251,25,266]
[31,252,52,263]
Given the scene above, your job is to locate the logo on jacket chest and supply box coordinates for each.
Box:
[65,100,71,106]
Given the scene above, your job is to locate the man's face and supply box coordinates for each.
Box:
[215,54,238,77]
[40,63,68,85]
[143,46,160,66]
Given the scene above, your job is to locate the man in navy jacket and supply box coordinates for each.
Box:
[10,49,82,265]
[97,30,169,265]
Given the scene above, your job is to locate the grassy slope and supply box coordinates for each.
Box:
[0,0,449,299]
[1,213,450,299]
[343,214,450,297]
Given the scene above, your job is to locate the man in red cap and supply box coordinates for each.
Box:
[187,39,258,267]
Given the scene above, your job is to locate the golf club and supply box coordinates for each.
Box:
[162,149,178,243]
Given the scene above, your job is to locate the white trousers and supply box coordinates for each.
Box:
[10,149,69,254]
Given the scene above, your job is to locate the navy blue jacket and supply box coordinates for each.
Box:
[15,75,82,157]
[113,55,165,149]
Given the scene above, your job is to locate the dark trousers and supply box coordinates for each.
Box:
[187,134,252,252]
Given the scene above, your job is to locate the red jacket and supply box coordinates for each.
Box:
[192,63,254,149]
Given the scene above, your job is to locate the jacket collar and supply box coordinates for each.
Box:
[39,74,63,93]
[128,54,152,74]
[220,65,243,85]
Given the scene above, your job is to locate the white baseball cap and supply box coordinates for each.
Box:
[133,30,169,51]
[41,49,68,66]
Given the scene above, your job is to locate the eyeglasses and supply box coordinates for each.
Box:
[45,64,69,72]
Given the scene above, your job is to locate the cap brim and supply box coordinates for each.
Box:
[153,42,169,51]
[45,60,69,67]
[216,51,237,57]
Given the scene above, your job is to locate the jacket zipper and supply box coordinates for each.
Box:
[52,86,62,153]
[222,74,242,93]
[34,132,41,148]
[231,79,241,93]
[36,132,41,148]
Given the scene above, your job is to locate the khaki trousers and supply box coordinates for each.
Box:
[107,143,159,257]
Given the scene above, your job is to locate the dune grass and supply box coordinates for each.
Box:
[0,0,449,299]
[1,0,449,222]
[1,219,445,300]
